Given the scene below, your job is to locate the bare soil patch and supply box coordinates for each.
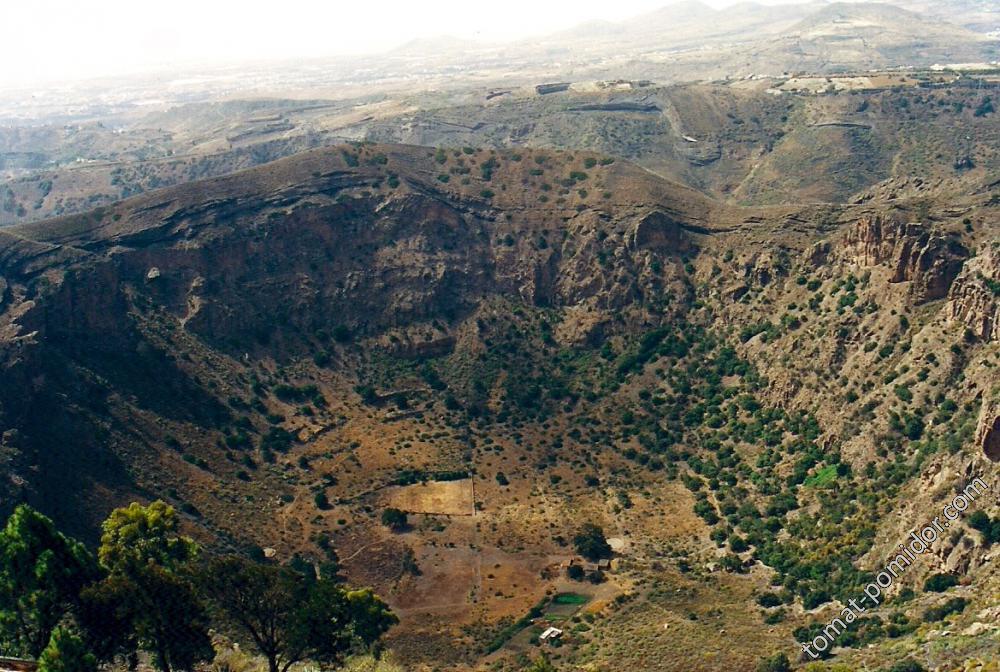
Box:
[384,479,475,516]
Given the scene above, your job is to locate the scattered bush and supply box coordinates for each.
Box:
[755,653,790,672]
[922,573,958,593]
[887,661,926,672]
[922,597,968,622]
[756,592,783,608]
[381,508,408,531]
[968,510,1000,545]
[332,325,351,343]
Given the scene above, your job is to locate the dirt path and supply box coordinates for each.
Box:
[341,539,389,563]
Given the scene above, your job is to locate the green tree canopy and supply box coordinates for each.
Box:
[345,588,398,653]
[37,627,97,672]
[78,575,137,665]
[380,508,408,531]
[573,523,612,561]
[86,568,211,672]
[98,501,196,575]
[199,556,395,672]
[90,502,210,672]
[0,505,99,657]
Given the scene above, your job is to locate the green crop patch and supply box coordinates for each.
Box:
[552,592,590,605]
[804,464,839,488]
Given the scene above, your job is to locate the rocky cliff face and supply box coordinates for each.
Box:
[2,146,710,350]
[948,247,1000,343]
[944,245,1000,463]
[976,409,1000,463]
[838,214,968,302]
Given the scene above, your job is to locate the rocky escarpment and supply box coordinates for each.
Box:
[837,214,968,302]
[2,145,710,352]
[957,251,1000,462]
[948,247,1000,343]
[0,143,709,535]
[976,404,1000,463]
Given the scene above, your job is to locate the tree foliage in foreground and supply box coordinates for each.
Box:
[199,556,396,672]
[85,501,212,672]
[37,626,97,672]
[0,503,396,672]
[0,505,99,657]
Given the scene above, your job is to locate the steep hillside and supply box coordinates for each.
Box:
[363,79,1000,205]
[1,143,999,670]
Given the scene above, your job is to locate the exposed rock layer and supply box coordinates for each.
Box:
[839,214,968,302]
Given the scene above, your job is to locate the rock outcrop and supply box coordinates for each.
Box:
[975,396,1000,463]
[628,211,691,252]
[838,215,967,302]
[948,247,1000,342]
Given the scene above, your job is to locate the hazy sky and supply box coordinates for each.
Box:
[1,0,818,88]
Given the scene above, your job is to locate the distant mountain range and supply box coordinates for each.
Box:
[392,0,998,70]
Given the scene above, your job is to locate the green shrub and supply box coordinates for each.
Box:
[922,573,958,593]
[314,492,330,510]
[974,96,994,117]
[802,590,831,609]
[756,592,782,608]
[274,384,319,402]
[260,427,294,453]
[968,510,1000,545]
[332,325,351,342]
[923,597,968,622]
[887,661,926,672]
[755,653,790,672]
[381,508,408,531]
[480,157,498,181]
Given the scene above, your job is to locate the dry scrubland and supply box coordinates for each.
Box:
[2,3,1000,663]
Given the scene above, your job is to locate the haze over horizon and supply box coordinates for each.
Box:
[1,0,832,87]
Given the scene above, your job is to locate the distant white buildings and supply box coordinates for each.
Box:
[930,62,1000,72]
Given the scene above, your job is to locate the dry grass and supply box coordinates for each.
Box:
[384,480,475,516]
